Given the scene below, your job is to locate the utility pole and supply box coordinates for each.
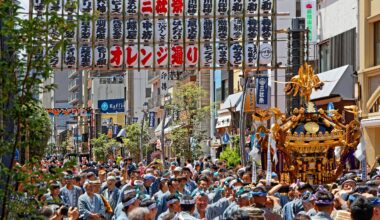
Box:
[139,102,148,162]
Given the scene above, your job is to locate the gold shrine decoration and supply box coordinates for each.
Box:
[284,63,324,102]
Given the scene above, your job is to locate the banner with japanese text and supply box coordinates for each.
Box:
[32,0,274,70]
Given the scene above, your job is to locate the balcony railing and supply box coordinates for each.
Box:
[68,92,80,104]
[68,79,79,92]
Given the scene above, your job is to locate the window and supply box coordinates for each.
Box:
[221,79,229,101]
[146,88,151,98]
[319,42,331,72]
[375,21,380,66]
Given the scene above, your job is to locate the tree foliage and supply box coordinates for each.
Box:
[166,82,210,160]
[121,123,150,161]
[0,0,85,217]
[219,135,241,167]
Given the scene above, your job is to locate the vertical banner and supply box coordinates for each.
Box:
[149,112,156,128]
[256,76,269,108]
[266,134,272,186]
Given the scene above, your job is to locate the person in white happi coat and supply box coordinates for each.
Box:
[177,195,200,220]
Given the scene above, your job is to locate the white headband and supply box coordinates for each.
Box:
[180,199,195,205]
[148,203,157,209]
[166,199,179,206]
[123,197,138,208]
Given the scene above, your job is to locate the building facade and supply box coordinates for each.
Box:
[358,0,380,165]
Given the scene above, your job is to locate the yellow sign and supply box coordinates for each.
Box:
[101,113,125,126]
[244,89,256,112]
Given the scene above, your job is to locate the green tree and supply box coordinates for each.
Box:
[121,123,150,161]
[0,0,85,217]
[220,147,241,168]
[91,134,108,162]
[166,82,210,160]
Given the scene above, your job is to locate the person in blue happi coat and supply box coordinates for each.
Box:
[78,180,106,219]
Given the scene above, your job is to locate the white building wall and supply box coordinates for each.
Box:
[132,70,150,121]
[318,0,357,41]
[271,0,297,112]
[91,77,125,110]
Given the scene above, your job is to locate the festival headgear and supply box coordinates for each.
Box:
[83,180,91,188]
[342,179,356,187]
[107,176,116,181]
[313,189,334,206]
[236,188,252,200]
[200,169,210,176]
[64,174,74,179]
[368,197,380,206]
[347,194,360,203]
[301,191,315,202]
[143,174,156,181]
[166,194,180,206]
[224,177,234,186]
[180,196,195,205]
[251,186,268,197]
[122,196,138,208]
[174,167,183,172]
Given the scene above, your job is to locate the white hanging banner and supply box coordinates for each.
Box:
[201,0,213,15]
[261,17,272,39]
[245,17,258,40]
[245,43,258,66]
[230,18,243,40]
[140,46,154,67]
[95,0,107,14]
[230,43,243,66]
[140,19,154,42]
[125,18,138,41]
[140,0,153,15]
[186,45,199,66]
[80,0,92,12]
[155,19,168,42]
[125,45,139,67]
[230,0,243,14]
[156,0,168,15]
[216,18,228,40]
[216,43,228,66]
[111,19,123,41]
[95,18,108,41]
[216,0,228,15]
[201,43,213,66]
[49,45,61,68]
[94,45,108,67]
[125,0,138,15]
[170,0,184,15]
[201,18,213,41]
[79,44,92,67]
[259,43,272,64]
[155,45,169,66]
[246,0,258,14]
[186,18,198,41]
[109,45,123,67]
[48,0,61,12]
[110,0,122,14]
[79,20,92,41]
[64,44,76,68]
[185,0,198,15]
[260,0,272,12]
[171,19,183,42]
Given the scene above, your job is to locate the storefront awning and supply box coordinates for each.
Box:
[221,92,243,111]
[311,65,354,101]
[154,116,172,134]
[216,115,232,128]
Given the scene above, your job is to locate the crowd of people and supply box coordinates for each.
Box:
[15,156,380,220]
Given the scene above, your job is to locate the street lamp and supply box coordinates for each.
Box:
[139,102,148,163]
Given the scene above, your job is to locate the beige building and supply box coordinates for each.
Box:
[359,0,380,165]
